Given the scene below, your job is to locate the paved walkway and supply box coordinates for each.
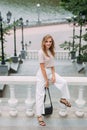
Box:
[5,24,86,56]
[1,59,87,129]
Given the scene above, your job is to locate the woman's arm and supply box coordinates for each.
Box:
[51,67,56,83]
[40,63,49,88]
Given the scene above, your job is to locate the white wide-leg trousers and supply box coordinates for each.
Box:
[36,68,70,116]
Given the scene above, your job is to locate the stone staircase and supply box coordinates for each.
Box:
[1,59,87,129]
[0,112,87,130]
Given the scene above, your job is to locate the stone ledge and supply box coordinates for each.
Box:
[9,62,20,73]
[74,62,85,73]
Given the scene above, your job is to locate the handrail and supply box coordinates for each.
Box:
[0,76,87,85]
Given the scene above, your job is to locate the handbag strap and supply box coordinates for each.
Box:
[44,87,52,106]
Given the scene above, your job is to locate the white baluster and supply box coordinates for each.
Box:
[63,52,64,59]
[36,52,38,59]
[25,85,35,117]
[34,52,35,59]
[30,52,32,59]
[31,51,32,59]
[29,51,30,59]
[0,99,2,115]
[64,52,65,59]
[32,51,33,59]
[8,85,18,116]
[75,86,86,117]
[61,52,62,59]
[28,51,30,59]
[66,52,67,59]
[56,52,58,60]
[59,52,61,60]
[35,52,36,59]
[27,50,29,59]
[59,102,67,117]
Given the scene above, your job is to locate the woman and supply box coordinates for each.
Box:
[36,34,71,126]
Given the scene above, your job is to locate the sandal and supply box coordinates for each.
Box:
[37,116,46,126]
[60,98,71,107]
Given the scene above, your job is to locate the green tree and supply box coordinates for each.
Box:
[60,0,87,63]
[60,0,87,18]
[0,20,19,60]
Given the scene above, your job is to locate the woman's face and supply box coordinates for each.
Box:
[44,38,52,49]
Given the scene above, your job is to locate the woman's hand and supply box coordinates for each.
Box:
[45,80,49,88]
[51,67,56,83]
[51,75,56,83]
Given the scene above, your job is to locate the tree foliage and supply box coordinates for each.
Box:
[60,0,87,62]
[0,20,19,42]
[60,0,87,18]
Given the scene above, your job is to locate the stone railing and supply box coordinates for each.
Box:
[0,76,86,118]
[26,50,70,60]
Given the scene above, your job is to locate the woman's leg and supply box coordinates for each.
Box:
[36,68,51,116]
[52,73,71,107]
[37,116,46,126]
[54,73,70,99]
[36,80,46,126]
[36,80,45,116]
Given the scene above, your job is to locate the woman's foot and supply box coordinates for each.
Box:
[60,98,71,107]
[37,116,46,126]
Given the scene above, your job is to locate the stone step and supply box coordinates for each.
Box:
[0,127,86,130]
[0,116,87,130]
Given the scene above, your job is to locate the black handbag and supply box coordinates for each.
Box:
[42,87,53,116]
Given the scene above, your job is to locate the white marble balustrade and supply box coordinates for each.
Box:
[26,50,70,60]
[0,76,86,118]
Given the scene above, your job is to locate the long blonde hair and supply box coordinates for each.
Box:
[41,34,55,57]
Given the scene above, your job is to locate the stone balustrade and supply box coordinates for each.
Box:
[26,50,70,60]
[0,76,86,118]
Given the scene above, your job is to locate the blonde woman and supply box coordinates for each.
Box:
[36,34,71,126]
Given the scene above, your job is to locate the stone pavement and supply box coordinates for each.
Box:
[0,116,87,130]
[5,24,86,56]
[2,59,87,129]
